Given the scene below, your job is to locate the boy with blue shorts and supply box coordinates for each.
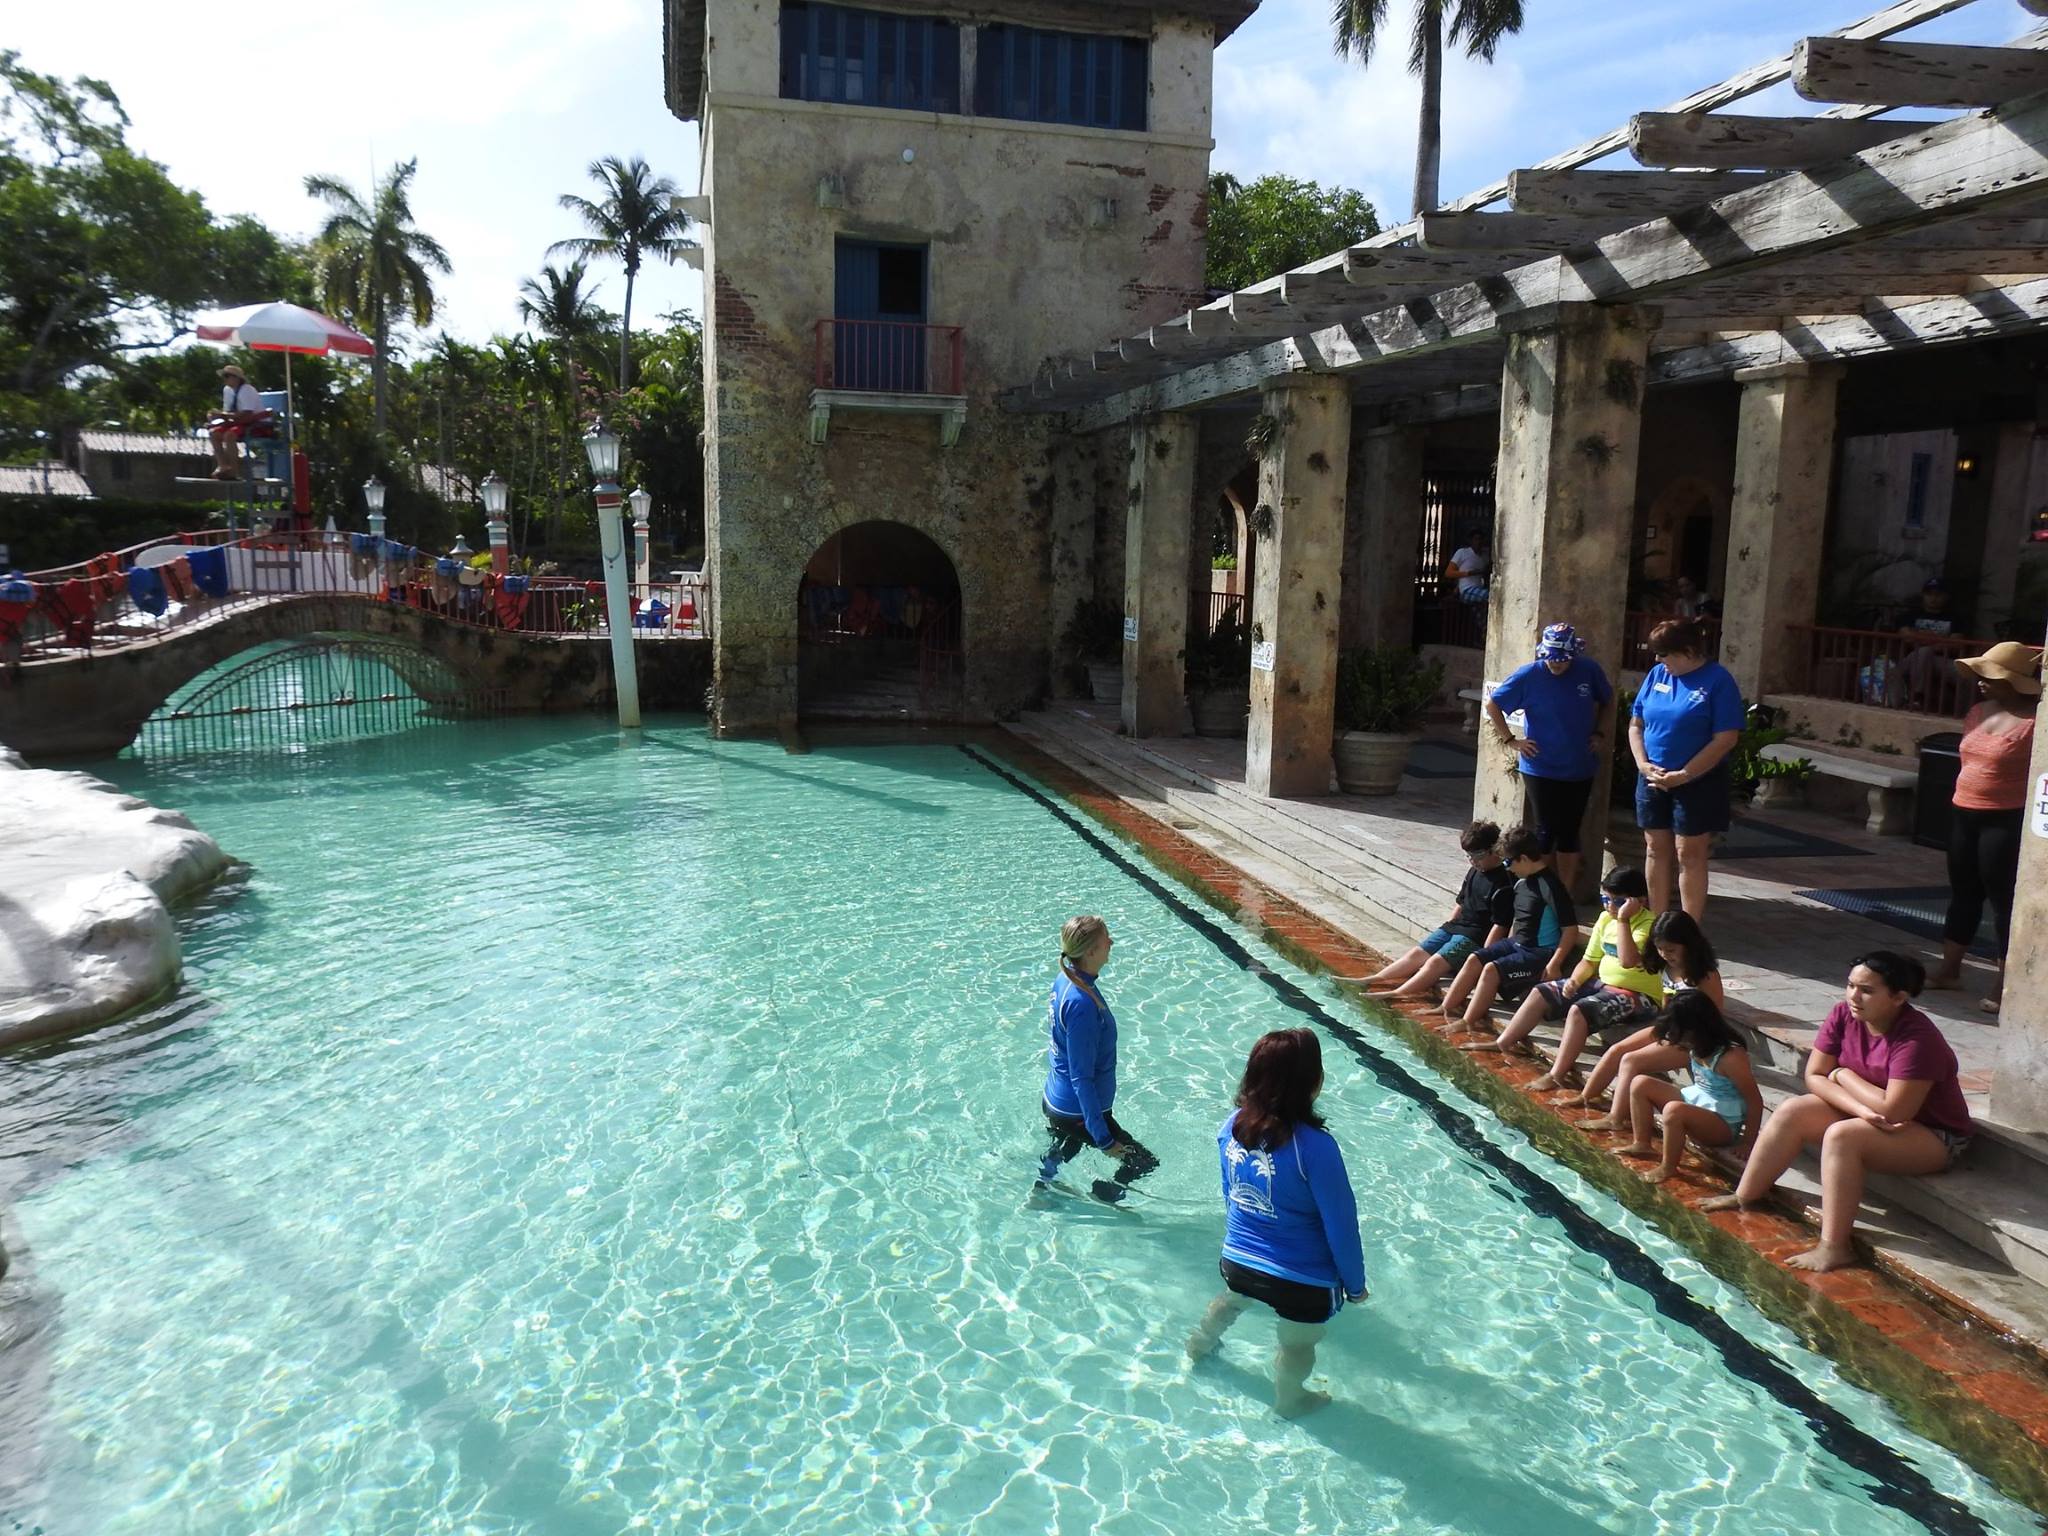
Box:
[1363,822,1513,999]
[1441,826,1581,1029]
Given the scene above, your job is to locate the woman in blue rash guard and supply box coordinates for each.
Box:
[1038,914,1159,1203]
[1185,1028,1368,1417]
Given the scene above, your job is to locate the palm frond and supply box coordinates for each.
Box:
[1449,0,1524,62]
[1330,0,1390,62]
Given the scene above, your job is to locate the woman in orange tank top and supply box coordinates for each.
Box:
[1930,641,2042,1014]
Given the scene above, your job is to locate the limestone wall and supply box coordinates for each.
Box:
[698,2,1216,729]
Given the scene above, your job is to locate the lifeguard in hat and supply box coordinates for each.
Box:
[208,362,265,480]
[1928,639,2044,1014]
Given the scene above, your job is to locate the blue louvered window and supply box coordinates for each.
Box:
[972,24,1148,131]
[780,3,961,114]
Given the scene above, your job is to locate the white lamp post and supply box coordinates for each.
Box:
[448,533,474,559]
[582,420,642,728]
[481,471,510,575]
[629,485,653,588]
[363,476,387,543]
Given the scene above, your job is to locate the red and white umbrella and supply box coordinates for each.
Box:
[193,302,372,357]
[192,302,373,445]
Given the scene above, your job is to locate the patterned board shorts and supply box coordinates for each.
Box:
[1533,979,1660,1035]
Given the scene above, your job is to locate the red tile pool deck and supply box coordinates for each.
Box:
[988,730,2048,1517]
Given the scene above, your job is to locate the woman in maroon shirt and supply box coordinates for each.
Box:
[1701,952,1972,1272]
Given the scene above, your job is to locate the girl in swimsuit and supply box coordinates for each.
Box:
[1618,991,1762,1186]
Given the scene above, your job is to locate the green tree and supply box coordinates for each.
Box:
[1205,173,1380,292]
[549,156,693,395]
[1331,0,1525,217]
[304,157,451,441]
[517,259,616,387]
[619,314,706,555]
[0,51,296,441]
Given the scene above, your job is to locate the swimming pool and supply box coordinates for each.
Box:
[0,718,2035,1535]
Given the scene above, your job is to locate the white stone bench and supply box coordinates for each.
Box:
[1759,742,1917,835]
[1458,687,1486,735]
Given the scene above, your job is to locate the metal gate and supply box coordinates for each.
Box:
[130,638,506,758]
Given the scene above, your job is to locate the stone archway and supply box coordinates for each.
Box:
[796,521,966,721]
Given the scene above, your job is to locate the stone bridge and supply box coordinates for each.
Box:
[0,595,709,761]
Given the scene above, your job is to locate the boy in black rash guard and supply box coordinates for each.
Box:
[1363,822,1514,998]
[1440,826,1580,1030]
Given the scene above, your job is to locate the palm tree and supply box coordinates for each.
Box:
[1332,0,1525,218]
[517,259,613,385]
[549,155,693,393]
[304,158,451,439]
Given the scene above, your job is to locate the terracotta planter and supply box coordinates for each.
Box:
[1086,662,1123,707]
[1189,686,1249,737]
[1334,730,1418,796]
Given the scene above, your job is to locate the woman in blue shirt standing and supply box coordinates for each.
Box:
[1039,915,1158,1203]
[1630,618,1746,920]
[1186,1028,1367,1418]
[1485,622,1613,892]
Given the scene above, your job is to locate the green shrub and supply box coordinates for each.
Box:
[0,494,207,569]
[1184,610,1251,693]
[1731,702,1812,800]
[1335,647,1443,734]
[1060,595,1123,663]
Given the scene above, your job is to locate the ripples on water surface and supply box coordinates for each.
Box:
[0,717,2035,1535]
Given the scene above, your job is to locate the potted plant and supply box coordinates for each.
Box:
[1184,611,1251,736]
[1333,647,1445,795]
[1062,596,1124,706]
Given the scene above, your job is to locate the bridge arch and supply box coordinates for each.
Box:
[0,596,613,760]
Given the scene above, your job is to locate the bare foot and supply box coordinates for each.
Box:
[1527,1072,1577,1093]
[1617,1142,1656,1159]
[1185,1333,1219,1362]
[1784,1244,1858,1273]
[1581,1114,1624,1131]
[1980,997,2001,1016]
[1276,1389,1332,1419]
[1925,970,1963,992]
[1561,1089,1603,1109]
[1697,1193,1754,1213]
[1641,1168,1673,1185]
[1458,1041,1503,1053]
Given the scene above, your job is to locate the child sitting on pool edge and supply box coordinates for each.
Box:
[1459,865,1662,1076]
[1438,825,1580,1030]
[1361,821,1514,999]
[1618,991,1762,1185]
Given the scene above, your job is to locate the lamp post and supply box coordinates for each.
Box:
[582,420,642,728]
[363,477,387,544]
[629,485,653,589]
[481,472,510,575]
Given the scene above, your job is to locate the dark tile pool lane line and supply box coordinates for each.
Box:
[961,744,1998,1536]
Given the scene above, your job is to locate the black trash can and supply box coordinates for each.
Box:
[1914,732,1964,850]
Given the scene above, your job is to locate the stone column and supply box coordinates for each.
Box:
[1718,362,1843,700]
[1341,422,1425,651]
[1047,430,1101,695]
[1974,423,2037,636]
[1247,376,1352,798]
[1996,652,2048,1133]
[1123,414,1198,736]
[1475,305,1653,861]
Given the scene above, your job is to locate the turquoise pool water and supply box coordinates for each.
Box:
[0,717,2036,1535]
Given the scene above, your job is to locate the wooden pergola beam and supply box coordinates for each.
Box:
[1050,88,2048,426]
[1629,111,1938,170]
[1793,36,2048,108]
[1442,0,1983,210]
[1416,211,1634,250]
[1650,276,2048,383]
[1508,169,1772,216]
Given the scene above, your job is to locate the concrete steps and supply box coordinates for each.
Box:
[1013,709,1449,949]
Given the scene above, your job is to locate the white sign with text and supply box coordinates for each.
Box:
[1122,616,1139,643]
[1251,641,1276,673]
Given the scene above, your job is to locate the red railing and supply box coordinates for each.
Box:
[1788,623,1988,719]
[5,528,708,665]
[813,318,965,395]
[1622,611,1722,672]
[917,603,965,709]
[1413,596,1487,650]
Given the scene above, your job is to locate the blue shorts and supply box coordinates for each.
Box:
[1473,939,1550,999]
[1636,764,1733,837]
[1534,978,1661,1034]
[1420,927,1482,965]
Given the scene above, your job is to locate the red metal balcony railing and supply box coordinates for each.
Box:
[1787,623,1990,719]
[814,318,965,396]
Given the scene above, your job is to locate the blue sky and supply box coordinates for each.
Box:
[12,0,2030,347]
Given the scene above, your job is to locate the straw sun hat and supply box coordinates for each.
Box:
[1955,640,2044,697]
